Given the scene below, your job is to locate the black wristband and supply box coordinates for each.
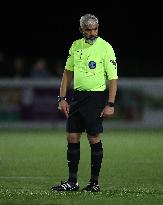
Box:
[57,96,67,102]
[106,102,114,107]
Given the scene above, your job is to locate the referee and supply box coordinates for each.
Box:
[51,14,118,192]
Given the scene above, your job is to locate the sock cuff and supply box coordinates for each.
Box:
[90,141,103,151]
[68,142,80,150]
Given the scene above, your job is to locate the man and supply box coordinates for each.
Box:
[51,14,118,192]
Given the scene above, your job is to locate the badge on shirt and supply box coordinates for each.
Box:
[88,61,96,69]
[110,60,117,68]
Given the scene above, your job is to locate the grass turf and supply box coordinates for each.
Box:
[0,128,163,205]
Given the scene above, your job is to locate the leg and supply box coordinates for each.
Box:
[67,133,81,183]
[51,133,81,192]
[51,93,85,191]
[67,132,81,143]
[87,133,101,144]
[87,133,103,185]
[82,133,103,192]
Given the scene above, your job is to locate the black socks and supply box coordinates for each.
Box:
[90,141,103,184]
[67,141,103,185]
[67,142,80,183]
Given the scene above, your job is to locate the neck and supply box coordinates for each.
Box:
[84,37,98,45]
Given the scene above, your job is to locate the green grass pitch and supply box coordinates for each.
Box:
[0,128,163,205]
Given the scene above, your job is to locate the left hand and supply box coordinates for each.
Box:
[100,106,114,118]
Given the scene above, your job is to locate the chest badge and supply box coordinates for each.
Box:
[88,61,96,69]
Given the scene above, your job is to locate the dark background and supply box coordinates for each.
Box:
[0,3,162,77]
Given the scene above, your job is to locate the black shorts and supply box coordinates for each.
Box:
[66,90,108,135]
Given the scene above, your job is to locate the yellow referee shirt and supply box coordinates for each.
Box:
[65,37,118,91]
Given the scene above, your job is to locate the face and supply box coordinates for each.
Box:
[81,24,99,43]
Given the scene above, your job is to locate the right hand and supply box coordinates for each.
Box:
[58,100,69,118]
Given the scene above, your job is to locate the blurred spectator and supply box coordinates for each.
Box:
[53,58,64,77]
[0,51,11,77]
[12,56,26,78]
[29,58,52,78]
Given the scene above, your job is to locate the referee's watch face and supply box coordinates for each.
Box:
[82,24,99,43]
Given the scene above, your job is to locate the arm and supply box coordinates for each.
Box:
[108,79,117,103]
[100,79,117,118]
[101,44,118,118]
[60,69,73,97]
[59,69,73,118]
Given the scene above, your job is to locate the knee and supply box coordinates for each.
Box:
[87,134,101,144]
[67,133,81,143]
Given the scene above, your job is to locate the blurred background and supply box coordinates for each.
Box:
[0,3,163,129]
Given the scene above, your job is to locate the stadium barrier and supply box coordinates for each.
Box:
[0,77,163,129]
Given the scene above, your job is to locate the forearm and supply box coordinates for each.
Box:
[60,70,73,97]
[108,79,117,103]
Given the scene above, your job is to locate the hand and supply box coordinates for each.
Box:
[100,105,114,118]
[58,100,69,118]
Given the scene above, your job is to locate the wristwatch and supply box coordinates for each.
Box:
[57,96,67,102]
[106,102,115,107]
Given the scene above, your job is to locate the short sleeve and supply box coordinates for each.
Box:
[65,42,74,71]
[104,44,118,80]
